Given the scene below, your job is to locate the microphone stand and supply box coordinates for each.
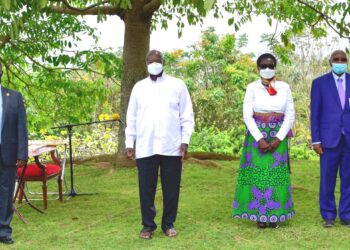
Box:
[51,119,122,198]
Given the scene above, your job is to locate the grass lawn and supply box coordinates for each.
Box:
[8,159,349,250]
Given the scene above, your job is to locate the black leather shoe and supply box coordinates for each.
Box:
[0,237,14,244]
[257,222,267,229]
[340,220,350,226]
[269,223,279,229]
[323,220,335,228]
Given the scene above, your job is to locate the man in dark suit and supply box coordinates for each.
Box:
[0,62,28,244]
[311,50,350,228]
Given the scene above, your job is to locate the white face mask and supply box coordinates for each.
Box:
[147,62,163,75]
[260,68,275,79]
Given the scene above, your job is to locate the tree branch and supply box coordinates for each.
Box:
[9,41,118,82]
[269,21,279,46]
[296,0,350,39]
[0,60,29,87]
[61,0,110,12]
[48,0,125,18]
[143,0,161,17]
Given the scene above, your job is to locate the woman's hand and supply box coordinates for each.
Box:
[258,138,271,153]
[269,138,281,152]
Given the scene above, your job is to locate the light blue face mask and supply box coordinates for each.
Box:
[332,63,348,75]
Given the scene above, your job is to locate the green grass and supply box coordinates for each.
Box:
[7,160,349,250]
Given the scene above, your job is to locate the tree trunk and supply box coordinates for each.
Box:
[117,10,151,157]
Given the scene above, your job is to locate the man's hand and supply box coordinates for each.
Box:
[258,138,271,153]
[180,143,188,161]
[126,148,135,159]
[16,159,27,167]
[269,138,281,152]
[312,143,323,155]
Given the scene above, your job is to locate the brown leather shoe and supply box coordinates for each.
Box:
[165,228,177,237]
[139,231,153,240]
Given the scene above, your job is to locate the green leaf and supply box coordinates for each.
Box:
[204,0,215,12]
[40,0,48,8]
[1,0,11,10]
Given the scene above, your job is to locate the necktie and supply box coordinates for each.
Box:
[338,78,345,109]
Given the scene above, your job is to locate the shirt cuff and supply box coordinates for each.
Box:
[253,134,264,142]
[125,140,134,149]
[312,141,321,145]
[276,134,284,141]
[181,135,191,144]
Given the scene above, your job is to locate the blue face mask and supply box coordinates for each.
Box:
[332,63,348,75]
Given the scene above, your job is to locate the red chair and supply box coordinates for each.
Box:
[17,150,63,209]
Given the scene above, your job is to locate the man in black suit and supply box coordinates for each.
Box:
[0,62,28,244]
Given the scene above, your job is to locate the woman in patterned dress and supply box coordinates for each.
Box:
[232,53,295,229]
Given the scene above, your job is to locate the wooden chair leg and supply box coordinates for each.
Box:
[42,180,48,209]
[58,177,63,202]
[18,182,25,204]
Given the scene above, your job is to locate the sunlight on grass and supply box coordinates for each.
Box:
[11,160,349,249]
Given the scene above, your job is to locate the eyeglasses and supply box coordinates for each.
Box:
[259,64,275,70]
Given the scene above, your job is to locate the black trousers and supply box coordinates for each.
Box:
[0,149,16,238]
[136,155,182,232]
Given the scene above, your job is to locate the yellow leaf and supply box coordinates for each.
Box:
[112,113,120,120]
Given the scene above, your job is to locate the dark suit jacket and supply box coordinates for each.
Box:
[1,86,28,166]
[310,72,350,148]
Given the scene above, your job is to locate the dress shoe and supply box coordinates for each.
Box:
[269,223,279,229]
[139,231,153,240]
[340,220,350,226]
[0,236,14,244]
[164,228,177,237]
[256,222,267,229]
[323,220,335,228]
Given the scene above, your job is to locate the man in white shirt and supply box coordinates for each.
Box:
[125,50,194,239]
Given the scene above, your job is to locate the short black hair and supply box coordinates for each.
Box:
[257,53,277,67]
[146,50,163,63]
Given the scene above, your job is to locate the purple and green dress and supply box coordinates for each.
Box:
[232,114,295,223]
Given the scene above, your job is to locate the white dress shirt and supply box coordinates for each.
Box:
[243,80,295,142]
[125,74,195,159]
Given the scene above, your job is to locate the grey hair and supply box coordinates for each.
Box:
[146,50,163,63]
